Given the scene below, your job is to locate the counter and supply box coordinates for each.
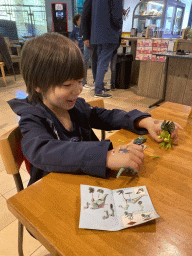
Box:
[155,52,192,106]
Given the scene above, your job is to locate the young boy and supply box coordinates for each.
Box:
[8,33,181,188]
[69,14,84,54]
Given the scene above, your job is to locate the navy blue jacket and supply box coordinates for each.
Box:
[7,97,151,186]
[90,0,123,44]
[69,26,84,49]
[81,0,92,41]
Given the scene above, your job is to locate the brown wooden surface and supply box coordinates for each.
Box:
[130,60,140,85]
[7,102,192,256]
[165,57,192,105]
[0,62,7,86]
[137,61,165,99]
[137,61,151,97]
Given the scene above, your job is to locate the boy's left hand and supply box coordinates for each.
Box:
[137,117,183,143]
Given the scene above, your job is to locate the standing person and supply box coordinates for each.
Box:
[81,0,118,92]
[69,14,84,54]
[80,0,97,90]
[110,36,122,90]
[91,0,123,98]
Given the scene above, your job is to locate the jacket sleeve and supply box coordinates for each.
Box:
[69,28,77,42]
[81,0,92,41]
[110,0,123,30]
[81,99,151,135]
[19,114,112,178]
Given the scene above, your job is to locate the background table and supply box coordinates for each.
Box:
[7,102,192,256]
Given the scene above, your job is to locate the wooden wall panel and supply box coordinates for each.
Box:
[166,58,191,104]
[137,61,165,99]
[165,58,178,102]
[182,61,192,106]
[157,62,166,100]
[137,61,151,97]
[130,60,140,85]
[146,61,165,99]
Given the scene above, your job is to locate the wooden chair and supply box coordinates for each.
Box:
[87,98,105,140]
[0,126,25,256]
[0,62,7,86]
[0,36,17,86]
[0,99,106,256]
[4,37,21,72]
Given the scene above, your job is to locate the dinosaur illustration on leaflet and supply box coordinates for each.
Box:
[90,194,108,209]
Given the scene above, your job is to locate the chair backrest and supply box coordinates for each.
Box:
[4,37,12,55]
[87,98,104,108]
[0,33,13,70]
[87,99,105,140]
[0,126,23,175]
[4,36,21,56]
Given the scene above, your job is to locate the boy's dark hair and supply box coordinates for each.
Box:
[21,32,85,103]
[73,14,81,26]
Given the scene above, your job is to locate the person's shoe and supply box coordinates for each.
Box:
[94,92,112,98]
[111,84,116,91]
[93,81,107,86]
[103,88,111,92]
[83,84,92,89]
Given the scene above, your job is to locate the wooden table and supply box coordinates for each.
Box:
[7,102,192,256]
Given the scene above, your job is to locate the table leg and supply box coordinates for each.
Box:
[149,57,169,108]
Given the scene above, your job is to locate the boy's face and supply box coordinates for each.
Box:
[77,17,81,27]
[36,79,83,114]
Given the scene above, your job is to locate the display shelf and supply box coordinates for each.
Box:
[134,15,163,19]
[132,0,185,38]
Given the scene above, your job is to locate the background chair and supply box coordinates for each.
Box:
[4,37,21,72]
[0,62,7,86]
[87,98,105,140]
[0,126,25,256]
[0,34,16,86]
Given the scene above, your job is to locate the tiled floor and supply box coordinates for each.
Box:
[0,69,159,256]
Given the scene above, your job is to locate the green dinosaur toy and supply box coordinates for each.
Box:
[158,120,175,149]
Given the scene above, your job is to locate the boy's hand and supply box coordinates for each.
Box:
[136,117,183,143]
[84,40,90,47]
[106,140,144,172]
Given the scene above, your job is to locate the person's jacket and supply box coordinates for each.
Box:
[90,0,123,44]
[7,97,151,186]
[69,26,84,49]
[81,0,92,41]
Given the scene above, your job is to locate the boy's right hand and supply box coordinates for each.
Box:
[84,40,90,47]
[106,140,144,173]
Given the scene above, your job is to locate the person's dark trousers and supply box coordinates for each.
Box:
[91,44,97,83]
[94,43,119,94]
[110,49,118,88]
[82,44,96,86]
[80,48,84,55]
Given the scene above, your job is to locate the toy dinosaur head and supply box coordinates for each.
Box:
[161,120,175,133]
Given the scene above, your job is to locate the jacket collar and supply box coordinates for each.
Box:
[7,97,88,127]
